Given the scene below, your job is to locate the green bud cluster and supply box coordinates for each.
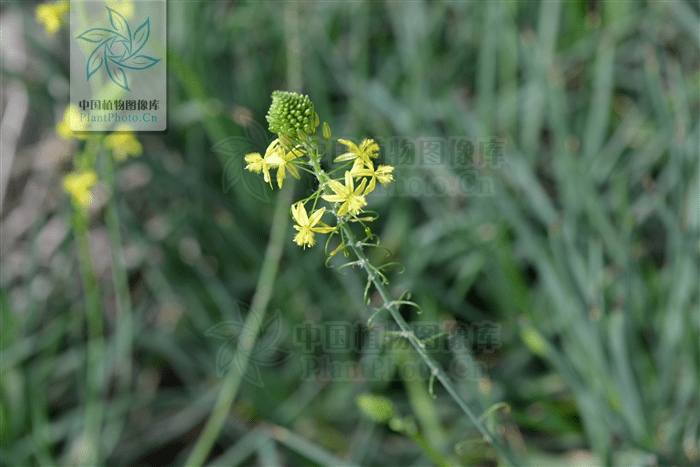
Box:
[266,91,319,137]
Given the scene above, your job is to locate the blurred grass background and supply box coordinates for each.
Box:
[1,0,699,466]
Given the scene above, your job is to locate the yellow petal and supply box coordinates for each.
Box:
[276,166,286,189]
[327,179,346,197]
[333,152,356,163]
[308,207,325,227]
[311,222,335,234]
[344,171,354,191]
[292,202,308,226]
[338,139,360,154]
[337,201,349,217]
[364,177,376,195]
[354,177,367,196]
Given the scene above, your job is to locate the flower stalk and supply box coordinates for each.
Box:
[242,91,524,466]
[68,138,105,466]
[307,138,521,467]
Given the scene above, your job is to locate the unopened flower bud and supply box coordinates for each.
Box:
[266,91,318,137]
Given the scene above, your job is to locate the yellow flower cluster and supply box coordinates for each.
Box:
[327,139,394,214]
[36,1,70,36]
[63,170,98,207]
[244,134,393,248]
[57,108,142,159]
[104,125,143,160]
[243,91,396,248]
[37,1,134,36]
[57,116,142,208]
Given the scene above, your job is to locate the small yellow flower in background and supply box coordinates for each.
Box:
[104,125,143,161]
[291,203,334,248]
[334,138,380,167]
[57,106,89,140]
[106,0,134,19]
[322,170,368,216]
[36,0,70,35]
[63,170,98,207]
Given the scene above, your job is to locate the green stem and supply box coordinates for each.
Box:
[99,151,134,455]
[184,183,294,467]
[346,226,520,466]
[73,202,104,466]
[307,140,523,467]
[70,137,106,466]
[181,9,304,461]
[410,431,451,467]
[397,347,460,465]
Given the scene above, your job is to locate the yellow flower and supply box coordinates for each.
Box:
[322,170,367,216]
[245,139,283,187]
[36,1,70,35]
[273,145,302,189]
[334,138,380,167]
[57,106,89,140]
[104,125,143,160]
[351,162,394,194]
[244,152,269,183]
[245,139,301,188]
[106,0,134,19]
[291,203,334,248]
[63,170,98,207]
